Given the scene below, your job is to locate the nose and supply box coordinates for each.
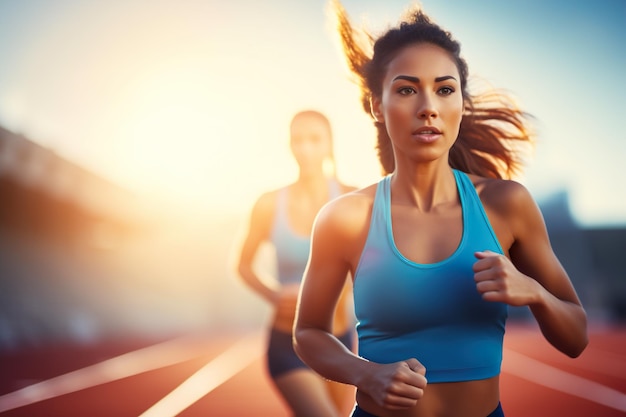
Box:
[417,94,438,119]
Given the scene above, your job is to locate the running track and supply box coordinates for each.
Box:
[1,324,624,417]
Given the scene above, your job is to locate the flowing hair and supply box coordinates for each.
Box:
[330,0,534,179]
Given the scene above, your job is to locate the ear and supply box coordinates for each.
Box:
[370,95,384,123]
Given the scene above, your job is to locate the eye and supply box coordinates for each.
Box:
[397,86,416,96]
[438,86,455,96]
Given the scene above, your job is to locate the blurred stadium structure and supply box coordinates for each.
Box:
[0,125,624,352]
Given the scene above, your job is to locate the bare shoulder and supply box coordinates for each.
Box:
[252,189,279,217]
[468,174,545,247]
[318,184,376,226]
[246,188,283,238]
[313,184,377,254]
[468,174,536,217]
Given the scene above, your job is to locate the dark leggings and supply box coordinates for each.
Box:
[351,402,504,417]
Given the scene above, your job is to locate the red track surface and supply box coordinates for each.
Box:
[1,324,624,417]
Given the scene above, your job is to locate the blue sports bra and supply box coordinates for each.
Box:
[270,181,341,285]
[353,170,508,383]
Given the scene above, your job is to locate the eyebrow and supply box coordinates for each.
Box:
[392,75,458,83]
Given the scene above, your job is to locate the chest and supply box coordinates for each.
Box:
[284,193,330,237]
[391,204,463,264]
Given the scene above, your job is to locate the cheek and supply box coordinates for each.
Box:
[441,102,463,140]
[445,101,464,124]
[385,101,414,126]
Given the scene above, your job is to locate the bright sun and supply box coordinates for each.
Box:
[110,64,296,212]
[113,70,216,202]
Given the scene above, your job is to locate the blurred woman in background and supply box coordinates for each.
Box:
[237,110,357,417]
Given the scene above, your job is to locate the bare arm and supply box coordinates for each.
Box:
[294,198,364,381]
[294,193,427,410]
[475,181,588,357]
[237,193,281,304]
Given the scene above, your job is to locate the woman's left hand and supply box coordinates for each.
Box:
[473,250,541,307]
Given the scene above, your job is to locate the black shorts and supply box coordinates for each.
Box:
[266,327,355,379]
[351,402,504,417]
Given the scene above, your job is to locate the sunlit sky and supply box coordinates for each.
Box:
[0,0,624,226]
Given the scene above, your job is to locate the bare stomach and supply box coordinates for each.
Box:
[356,376,500,417]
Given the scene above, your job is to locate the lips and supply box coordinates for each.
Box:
[412,126,442,135]
[411,126,442,143]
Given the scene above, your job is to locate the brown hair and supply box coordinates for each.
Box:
[332,0,534,179]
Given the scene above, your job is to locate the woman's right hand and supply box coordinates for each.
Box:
[359,358,427,410]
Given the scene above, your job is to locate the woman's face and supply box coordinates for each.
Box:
[289,114,332,175]
[372,43,464,166]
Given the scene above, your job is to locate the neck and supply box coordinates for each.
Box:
[288,172,334,214]
[297,168,329,186]
[391,163,457,212]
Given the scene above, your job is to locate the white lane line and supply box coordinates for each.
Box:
[543,346,626,380]
[0,335,212,413]
[138,331,264,417]
[502,348,626,412]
